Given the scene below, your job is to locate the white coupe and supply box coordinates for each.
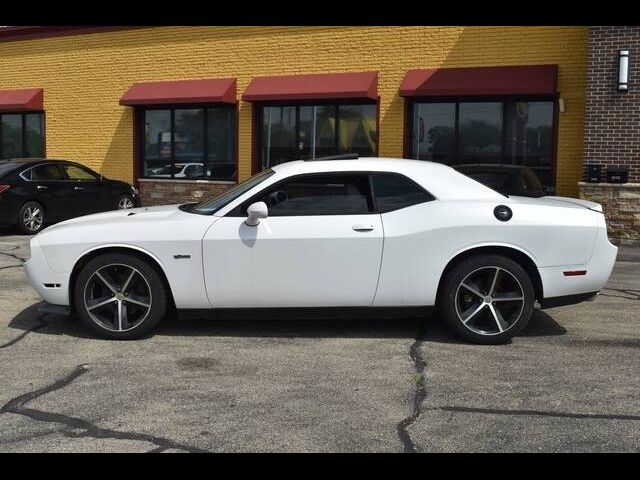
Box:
[24,155,618,343]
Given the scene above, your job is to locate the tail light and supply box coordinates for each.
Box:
[0,184,10,194]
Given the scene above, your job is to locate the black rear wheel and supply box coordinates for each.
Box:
[439,254,535,344]
[17,201,45,235]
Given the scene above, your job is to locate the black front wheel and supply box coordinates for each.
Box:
[117,194,135,210]
[74,253,167,340]
[17,201,46,235]
[439,254,535,344]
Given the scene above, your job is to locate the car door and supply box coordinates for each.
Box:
[59,163,106,215]
[27,163,78,222]
[202,173,383,308]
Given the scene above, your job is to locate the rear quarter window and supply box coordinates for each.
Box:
[371,173,434,213]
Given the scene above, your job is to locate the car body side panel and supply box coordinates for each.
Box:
[374,199,600,306]
[25,206,216,308]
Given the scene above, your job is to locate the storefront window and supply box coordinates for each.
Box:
[142,107,236,180]
[458,102,503,163]
[260,103,377,169]
[412,103,455,162]
[410,99,555,188]
[0,113,45,160]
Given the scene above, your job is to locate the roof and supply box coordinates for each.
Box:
[120,78,237,106]
[399,65,558,97]
[242,71,378,102]
[0,87,44,112]
[271,157,504,201]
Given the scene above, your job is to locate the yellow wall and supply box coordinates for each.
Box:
[0,26,588,196]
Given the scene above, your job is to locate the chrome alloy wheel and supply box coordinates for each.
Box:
[23,205,43,232]
[118,196,135,209]
[454,266,525,336]
[83,264,152,332]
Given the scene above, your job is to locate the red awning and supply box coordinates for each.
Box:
[399,65,558,97]
[120,78,237,106]
[0,88,44,111]
[242,71,378,102]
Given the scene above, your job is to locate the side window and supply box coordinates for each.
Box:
[249,174,373,216]
[371,173,434,213]
[62,164,99,181]
[31,164,64,181]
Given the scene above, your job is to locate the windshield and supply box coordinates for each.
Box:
[186,169,275,215]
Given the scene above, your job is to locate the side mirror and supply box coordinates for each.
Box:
[245,201,268,226]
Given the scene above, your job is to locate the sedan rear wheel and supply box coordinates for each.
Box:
[17,201,45,235]
[74,253,167,339]
[439,254,534,344]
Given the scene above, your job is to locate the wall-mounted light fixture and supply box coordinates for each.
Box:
[618,50,629,91]
[558,98,565,113]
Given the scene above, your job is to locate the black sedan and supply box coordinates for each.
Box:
[0,158,141,234]
[453,163,551,198]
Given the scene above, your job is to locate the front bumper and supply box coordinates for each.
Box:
[24,236,71,306]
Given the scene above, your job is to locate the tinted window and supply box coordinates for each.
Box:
[32,164,63,181]
[371,174,434,213]
[63,164,98,181]
[253,175,373,216]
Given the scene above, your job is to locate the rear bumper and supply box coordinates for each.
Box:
[539,225,617,303]
[539,291,598,309]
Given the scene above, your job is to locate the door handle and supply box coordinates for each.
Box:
[36,185,48,191]
[352,224,374,232]
[74,186,84,191]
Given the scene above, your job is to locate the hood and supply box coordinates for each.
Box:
[41,204,185,232]
[508,195,603,213]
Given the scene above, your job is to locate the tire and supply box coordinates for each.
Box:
[439,254,534,344]
[74,253,167,340]
[117,194,135,210]
[17,201,46,235]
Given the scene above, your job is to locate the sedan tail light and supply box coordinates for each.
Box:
[0,184,10,194]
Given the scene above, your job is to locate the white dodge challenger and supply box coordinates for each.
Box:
[24,155,618,343]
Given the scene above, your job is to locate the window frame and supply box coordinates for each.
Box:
[227,171,435,218]
[252,98,380,175]
[0,111,46,160]
[136,103,238,182]
[403,95,559,189]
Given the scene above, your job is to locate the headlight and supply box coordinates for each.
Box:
[131,186,139,195]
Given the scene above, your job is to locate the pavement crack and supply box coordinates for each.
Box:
[0,248,27,264]
[396,320,428,453]
[600,288,640,302]
[0,315,48,349]
[0,364,210,453]
[426,405,640,422]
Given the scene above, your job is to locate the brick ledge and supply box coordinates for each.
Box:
[138,178,236,185]
[578,182,640,188]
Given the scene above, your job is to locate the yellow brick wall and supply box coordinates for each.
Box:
[0,26,587,196]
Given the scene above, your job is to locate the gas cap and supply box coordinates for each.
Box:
[494,205,513,222]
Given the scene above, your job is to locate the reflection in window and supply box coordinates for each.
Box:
[1,114,23,159]
[260,103,377,169]
[0,113,45,160]
[410,99,556,189]
[256,174,373,216]
[142,107,236,180]
[458,102,503,163]
[412,103,455,161]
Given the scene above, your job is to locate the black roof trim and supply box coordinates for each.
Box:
[303,153,360,162]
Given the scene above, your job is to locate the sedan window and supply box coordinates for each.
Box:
[62,164,99,181]
[370,173,434,213]
[31,164,64,181]
[249,174,374,216]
